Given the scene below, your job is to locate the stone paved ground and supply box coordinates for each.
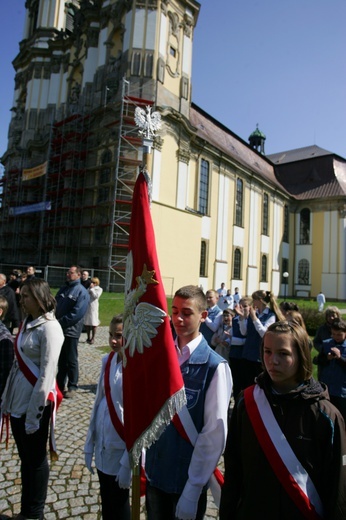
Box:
[0,328,222,519]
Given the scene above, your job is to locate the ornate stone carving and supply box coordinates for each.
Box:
[69,82,81,104]
[161,0,169,16]
[182,13,193,38]
[177,148,190,165]
[14,72,25,91]
[153,136,163,152]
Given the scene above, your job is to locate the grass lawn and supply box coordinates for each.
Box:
[97,293,346,327]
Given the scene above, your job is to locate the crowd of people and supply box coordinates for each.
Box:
[0,274,345,519]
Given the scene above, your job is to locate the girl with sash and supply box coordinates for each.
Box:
[84,314,131,520]
[1,278,64,520]
[220,320,346,520]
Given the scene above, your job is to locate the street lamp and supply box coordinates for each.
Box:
[283,272,289,299]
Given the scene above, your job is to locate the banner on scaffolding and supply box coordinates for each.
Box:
[9,201,51,216]
[22,161,48,181]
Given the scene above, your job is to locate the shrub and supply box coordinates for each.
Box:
[300,308,325,336]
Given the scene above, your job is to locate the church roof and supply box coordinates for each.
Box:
[190,104,285,193]
[267,145,333,164]
[268,146,346,200]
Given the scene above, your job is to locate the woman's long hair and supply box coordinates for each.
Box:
[22,278,56,315]
[251,290,285,321]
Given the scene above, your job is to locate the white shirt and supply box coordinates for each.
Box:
[239,307,276,338]
[84,352,129,475]
[204,305,223,332]
[233,292,242,304]
[175,334,233,500]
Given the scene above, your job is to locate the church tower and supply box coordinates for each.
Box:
[0,0,200,288]
[5,0,200,155]
[248,124,266,154]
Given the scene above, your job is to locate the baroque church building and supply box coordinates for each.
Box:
[0,0,345,300]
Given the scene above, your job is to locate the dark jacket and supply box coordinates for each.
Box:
[220,373,346,520]
[55,279,89,338]
[0,285,20,328]
[0,321,14,398]
[313,323,332,352]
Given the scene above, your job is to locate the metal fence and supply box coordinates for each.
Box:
[0,263,175,297]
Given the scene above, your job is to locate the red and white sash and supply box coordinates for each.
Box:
[104,352,146,495]
[14,324,62,459]
[172,406,224,507]
[244,384,324,520]
[104,351,125,440]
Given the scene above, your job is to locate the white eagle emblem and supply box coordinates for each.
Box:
[134,106,161,139]
[122,251,166,365]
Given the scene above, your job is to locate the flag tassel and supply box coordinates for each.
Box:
[129,386,186,467]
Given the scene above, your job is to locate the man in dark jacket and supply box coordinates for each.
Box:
[56,265,89,398]
[0,273,20,333]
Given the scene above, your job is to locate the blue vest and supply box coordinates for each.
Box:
[229,316,245,360]
[200,305,222,345]
[145,337,226,494]
[242,310,274,362]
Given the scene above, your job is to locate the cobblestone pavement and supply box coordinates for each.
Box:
[0,328,222,519]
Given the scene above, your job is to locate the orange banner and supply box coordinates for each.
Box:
[22,161,47,181]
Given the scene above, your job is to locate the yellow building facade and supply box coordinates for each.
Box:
[0,0,345,300]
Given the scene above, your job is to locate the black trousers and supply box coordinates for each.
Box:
[97,469,130,520]
[11,405,51,520]
[146,483,207,520]
[57,335,79,392]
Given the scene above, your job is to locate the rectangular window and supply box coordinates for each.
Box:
[261,254,267,282]
[198,159,210,215]
[262,193,269,235]
[200,240,208,277]
[283,204,289,243]
[233,248,242,279]
[235,178,243,227]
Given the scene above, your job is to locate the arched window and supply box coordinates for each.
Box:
[298,259,309,285]
[299,208,310,244]
[261,254,267,282]
[199,159,210,215]
[199,240,207,277]
[283,204,289,243]
[233,248,241,279]
[235,179,243,227]
[262,193,269,235]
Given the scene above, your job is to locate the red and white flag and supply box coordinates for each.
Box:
[122,170,186,466]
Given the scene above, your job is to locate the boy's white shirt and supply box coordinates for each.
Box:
[84,352,128,474]
[175,334,233,500]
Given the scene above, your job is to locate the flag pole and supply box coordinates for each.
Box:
[131,463,141,520]
[130,106,160,520]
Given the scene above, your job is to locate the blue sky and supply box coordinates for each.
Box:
[1,0,345,159]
